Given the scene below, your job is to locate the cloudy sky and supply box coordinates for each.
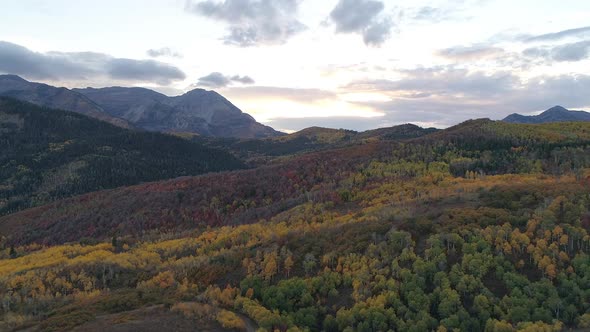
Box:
[1,0,590,131]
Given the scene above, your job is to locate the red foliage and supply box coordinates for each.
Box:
[0,141,387,245]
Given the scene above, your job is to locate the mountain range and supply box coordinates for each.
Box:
[0,74,130,128]
[4,75,590,138]
[0,75,281,138]
[74,86,281,138]
[503,105,590,124]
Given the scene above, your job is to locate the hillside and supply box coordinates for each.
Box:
[75,86,283,138]
[4,119,590,245]
[357,123,439,140]
[1,119,590,331]
[0,75,130,128]
[503,105,590,124]
[193,124,439,165]
[0,97,244,215]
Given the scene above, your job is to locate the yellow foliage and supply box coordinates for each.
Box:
[137,271,176,290]
[517,321,563,331]
[216,309,246,331]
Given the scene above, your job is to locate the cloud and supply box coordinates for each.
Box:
[226,66,590,131]
[523,40,590,62]
[0,41,94,80]
[330,0,384,33]
[522,47,549,58]
[222,86,336,102]
[0,41,186,85]
[197,72,255,88]
[525,26,590,43]
[230,75,255,84]
[437,45,505,61]
[197,72,231,88]
[185,0,305,47]
[551,41,590,61]
[342,67,590,127]
[108,59,186,84]
[362,18,393,46]
[146,47,182,58]
[329,0,393,46]
[346,67,518,99]
[410,1,489,23]
[412,6,453,22]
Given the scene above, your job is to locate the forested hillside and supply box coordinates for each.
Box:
[192,124,438,166]
[1,119,590,331]
[0,98,244,216]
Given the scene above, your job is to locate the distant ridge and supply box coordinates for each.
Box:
[0,74,130,128]
[503,105,590,124]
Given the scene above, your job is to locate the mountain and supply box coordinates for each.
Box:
[503,105,590,124]
[74,86,283,138]
[0,97,245,215]
[0,75,282,138]
[0,74,130,128]
[276,124,438,144]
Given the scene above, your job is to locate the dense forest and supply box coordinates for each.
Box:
[1,114,590,331]
[0,98,245,216]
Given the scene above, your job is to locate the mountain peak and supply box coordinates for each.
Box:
[503,106,590,124]
[183,87,208,95]
[179,88,225,102]
[1,77,281,138]
[544,105,568,113]
[0,74,27,82]
[77,85,283,138]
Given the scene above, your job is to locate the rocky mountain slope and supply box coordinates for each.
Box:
[74,86,282,138]
[0,74,130,127]
[0,75,282,138]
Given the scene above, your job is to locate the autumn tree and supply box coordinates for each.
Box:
[284,255,294,277]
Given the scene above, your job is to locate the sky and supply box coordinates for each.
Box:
[1,0,590,132]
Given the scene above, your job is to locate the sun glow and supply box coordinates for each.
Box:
[234,98,384,123]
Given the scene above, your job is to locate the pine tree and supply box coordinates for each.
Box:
[9,245,16,259]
